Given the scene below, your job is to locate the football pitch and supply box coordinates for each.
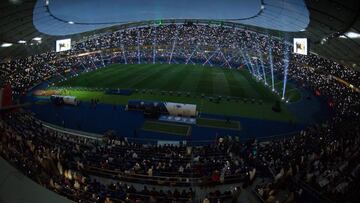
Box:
[51,64,301,121]
[58,64,300,101]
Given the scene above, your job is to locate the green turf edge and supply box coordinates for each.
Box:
[54,64,302,103]
[34,89,298,122]
[142,121,191,136]
[196,118,241,130]
[43,64,302,122]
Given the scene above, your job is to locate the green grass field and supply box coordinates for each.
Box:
[142,121,191,136]
[197,118,241,130]
[57,64,300,102]
[49,64,301,122]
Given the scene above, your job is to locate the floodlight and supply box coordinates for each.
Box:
[1,43,13,47]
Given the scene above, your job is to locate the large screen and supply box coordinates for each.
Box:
[293,38,308,55]
[56,38,71,52]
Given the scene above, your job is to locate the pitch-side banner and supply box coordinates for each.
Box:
[56,38,71,52]
[293,38,308,55]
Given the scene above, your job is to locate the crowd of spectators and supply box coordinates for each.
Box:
[0,23,359,202]
[0,103,358,202]
[1,109,256,202]
[0,111,200,202]
[254,103,360,203]
[1,24,359,99]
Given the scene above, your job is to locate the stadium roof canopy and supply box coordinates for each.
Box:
[0,0,359,70]
[32,0,309,35]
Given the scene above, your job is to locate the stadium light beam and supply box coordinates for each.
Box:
[268,42,275,91]
[119,34,127,64]
[259,51,267,84]
[262,64,267,84]
[254,59,261,78]
[121,44,127,64]
[282,45,290,100]
[90,58,98,69]
[153,27,157,64]
[245,52,255,76]
[79,60,87,70]
[241,41,255,75]
[99,52,105,67]
[220,55,234,67]
[169,34,178,64]
[220,51,232,69]
[240,50,251,73]
[186,46,197,64]
[137,30,141,64]
[202,51,217,66]
[255,42,266,83]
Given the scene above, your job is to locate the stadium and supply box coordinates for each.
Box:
[0,0,359,202]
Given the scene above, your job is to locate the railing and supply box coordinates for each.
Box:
[37,116,301,145]
[84,165,247,186]
[53,179,195,203]
[291,177,334,203]
[252,189,266,203]
[0,103,31,111]
[39,119,103,141]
